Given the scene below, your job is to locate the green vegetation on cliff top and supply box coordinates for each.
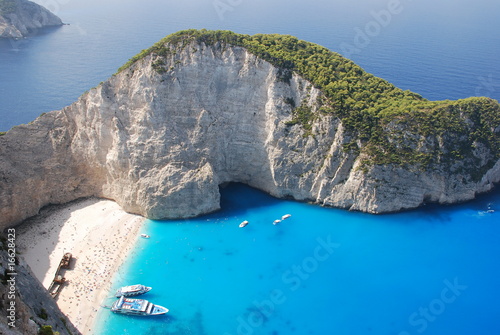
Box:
[118,29,500,175]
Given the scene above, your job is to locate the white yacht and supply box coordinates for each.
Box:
[111,296,168,316]
[115,284,152,297]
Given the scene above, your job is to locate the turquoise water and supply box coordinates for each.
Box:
[95,184,500,334]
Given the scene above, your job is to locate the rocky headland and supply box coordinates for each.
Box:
[1,29,499,229]
[0,0,62,39]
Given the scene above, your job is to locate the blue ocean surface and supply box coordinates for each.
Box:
[95,184,500,335]
[1,0,499,131]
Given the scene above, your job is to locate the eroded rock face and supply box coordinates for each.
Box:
[0,0,62,39]
[0,241,80,335]
[0,41,499,228]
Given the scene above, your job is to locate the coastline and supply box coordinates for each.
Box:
[16,198,145,334]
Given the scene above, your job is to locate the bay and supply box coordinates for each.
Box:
[1,0,499,334]
[95,183,500,335]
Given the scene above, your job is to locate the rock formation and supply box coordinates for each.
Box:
[0,238,80,335]
[0,0,62,39]
[0,30,499,230]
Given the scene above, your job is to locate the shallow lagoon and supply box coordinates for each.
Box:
[96,183,500,334]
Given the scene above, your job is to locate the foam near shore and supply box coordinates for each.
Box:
[16,198,145,334]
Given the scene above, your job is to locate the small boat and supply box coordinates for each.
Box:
[486,204,494,213]
[281,214,292,220]
[239,220,249,228]
[115,284,152,297]
[141,234,150,238]
[111,296,168,316]
[273,220,281,225]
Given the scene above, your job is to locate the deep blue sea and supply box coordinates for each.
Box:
[1,0,500,334]
[1,0,499,131]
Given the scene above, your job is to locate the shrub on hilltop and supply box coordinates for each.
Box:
[117,29,500,177]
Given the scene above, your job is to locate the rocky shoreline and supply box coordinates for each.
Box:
[0,0,62,39]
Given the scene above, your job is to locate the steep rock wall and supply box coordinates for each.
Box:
[0,239,80,334]
[0,41,499,229]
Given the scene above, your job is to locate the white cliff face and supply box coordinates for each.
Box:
[1,41,499,228]
[0,0,62,39]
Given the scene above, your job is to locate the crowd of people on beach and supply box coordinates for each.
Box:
[15,199,144,333]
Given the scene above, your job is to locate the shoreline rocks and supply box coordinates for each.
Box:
[0,0,63,39]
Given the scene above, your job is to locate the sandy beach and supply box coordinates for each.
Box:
[16,198,145,334]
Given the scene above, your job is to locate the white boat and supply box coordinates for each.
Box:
[281,214,292,220]
[115,284,152,297]
[111,296,168,316]
[141,234,150,238]
[239,220,249,228]
[273,219,281,225]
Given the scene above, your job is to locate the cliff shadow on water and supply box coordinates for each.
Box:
[391,183,500,224]
[218,182,285,216]
[221,181,500,222]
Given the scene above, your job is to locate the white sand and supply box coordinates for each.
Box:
[16,198,145,334]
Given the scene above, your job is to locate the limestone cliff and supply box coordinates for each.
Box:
[0,238,80,335]
[0,30,499,229]
[0,0,62,39]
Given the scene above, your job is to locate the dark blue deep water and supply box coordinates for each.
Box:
[1,0,499,131]
[1,0,500,334]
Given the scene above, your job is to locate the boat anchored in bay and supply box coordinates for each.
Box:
[115,284,152,297]
[273,214,291,225]
[111,296,169,316]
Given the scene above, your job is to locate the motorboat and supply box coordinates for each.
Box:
[111,296,168,316]
[115,284,152,297]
